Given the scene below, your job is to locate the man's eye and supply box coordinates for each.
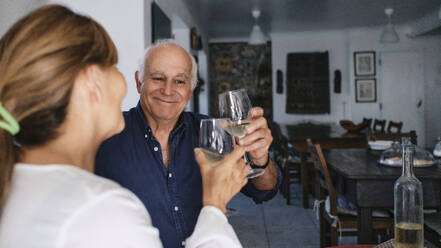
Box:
[152,77,165,81]
[175,80,185,85]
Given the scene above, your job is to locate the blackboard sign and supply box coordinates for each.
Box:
[286,52,330,114]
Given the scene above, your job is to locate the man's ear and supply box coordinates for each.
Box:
[135,71,142,94]
[84,65,104,102]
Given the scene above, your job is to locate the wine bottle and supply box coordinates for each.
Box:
[394,138,424,248]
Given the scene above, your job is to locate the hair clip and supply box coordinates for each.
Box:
[0,101,20,135]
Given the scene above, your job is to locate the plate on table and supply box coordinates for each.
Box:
[368,140,394,150]
[378,157,438,168]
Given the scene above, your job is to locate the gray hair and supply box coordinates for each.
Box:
[137,39,198,89]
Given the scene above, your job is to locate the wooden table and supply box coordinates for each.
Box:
[279,123,367,208]
[325,148,441,244]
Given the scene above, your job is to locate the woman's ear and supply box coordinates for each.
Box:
[83,64,104,102]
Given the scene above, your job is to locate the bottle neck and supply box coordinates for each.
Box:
[402,145,415,177]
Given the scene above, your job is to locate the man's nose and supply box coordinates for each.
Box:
[160,81,173,95]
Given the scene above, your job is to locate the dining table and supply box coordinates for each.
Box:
[324,148,441,244]
[279,122,367,208]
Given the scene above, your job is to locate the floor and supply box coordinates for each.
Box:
[228,184,357,248]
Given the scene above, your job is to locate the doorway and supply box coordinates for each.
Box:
[379,51,424,145]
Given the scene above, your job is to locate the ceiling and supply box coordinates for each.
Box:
[182,0,441,39]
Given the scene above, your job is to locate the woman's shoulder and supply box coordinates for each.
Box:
[54,167,159,247]
[15,163,141,206]
[2,164,154,248]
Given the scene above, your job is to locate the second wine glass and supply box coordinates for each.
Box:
[199,118,234,162]
[218,89,265,178]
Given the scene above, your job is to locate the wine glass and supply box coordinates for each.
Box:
[199,118,239,217]
[218,89,265,178]
[199,118,234,162]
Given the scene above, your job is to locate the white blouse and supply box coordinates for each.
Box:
[0,164,242,248]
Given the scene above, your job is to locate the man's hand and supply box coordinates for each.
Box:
[195,146,250,214]
[238,107,273,166]
[237,107,277,190]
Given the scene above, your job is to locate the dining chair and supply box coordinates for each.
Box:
[386,121,403,133]
[372,119,386,132]
[268,121,302,205]
[306,139,393,248]
[362,118,372,130]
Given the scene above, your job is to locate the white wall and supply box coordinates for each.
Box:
[0,0,146,111]
[423,46,441,146]
[198,51,209,115]
[271,30,349,123]
[52,0,146,111]
[0,0,47,37]
[270,26,441,146]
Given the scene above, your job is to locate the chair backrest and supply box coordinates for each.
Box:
[387,121,403,133]
[268,121,289,167]
[369,130,417,145]
[373,119,386,132]
[306,139,337,215]
[362,117,373,129]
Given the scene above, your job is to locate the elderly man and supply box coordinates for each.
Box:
[95,40,281,248]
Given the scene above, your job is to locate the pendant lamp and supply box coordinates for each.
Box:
[380,8,399,43]
[248,9,266,45]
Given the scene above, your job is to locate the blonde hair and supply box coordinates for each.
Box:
[0,4,118,211]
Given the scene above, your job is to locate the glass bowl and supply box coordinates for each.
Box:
[378,142,437,168]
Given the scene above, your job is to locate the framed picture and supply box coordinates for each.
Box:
[355,79,376,102]
[354,51,376,76]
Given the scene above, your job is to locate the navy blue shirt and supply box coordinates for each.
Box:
[95,103,281,248]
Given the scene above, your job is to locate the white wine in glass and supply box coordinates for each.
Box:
[224,120,251,138]
[199,118,234,162]
[218,89,265,179]
[201,149,224,162]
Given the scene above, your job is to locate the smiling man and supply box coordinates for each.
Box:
[95,40,281,248]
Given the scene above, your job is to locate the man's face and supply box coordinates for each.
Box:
[137,44,193,123]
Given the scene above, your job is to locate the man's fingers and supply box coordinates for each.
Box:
[240,127,269,146]
[245,139,270,153]
[250,107,264,119]
[245,116,267,136]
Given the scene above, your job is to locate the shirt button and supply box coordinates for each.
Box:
[154,147,159,152]
[144,134,148,138]
[174,206,179,212]
[168,173,172,178]
[181,241,186,246]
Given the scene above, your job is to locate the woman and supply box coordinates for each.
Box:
[0,5,249,247]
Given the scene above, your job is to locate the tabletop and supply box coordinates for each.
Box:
[325,148,441,180]
[323,148,441,244]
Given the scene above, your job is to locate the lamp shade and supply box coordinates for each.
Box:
[380,24,399,43]
[248,24,266,45]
